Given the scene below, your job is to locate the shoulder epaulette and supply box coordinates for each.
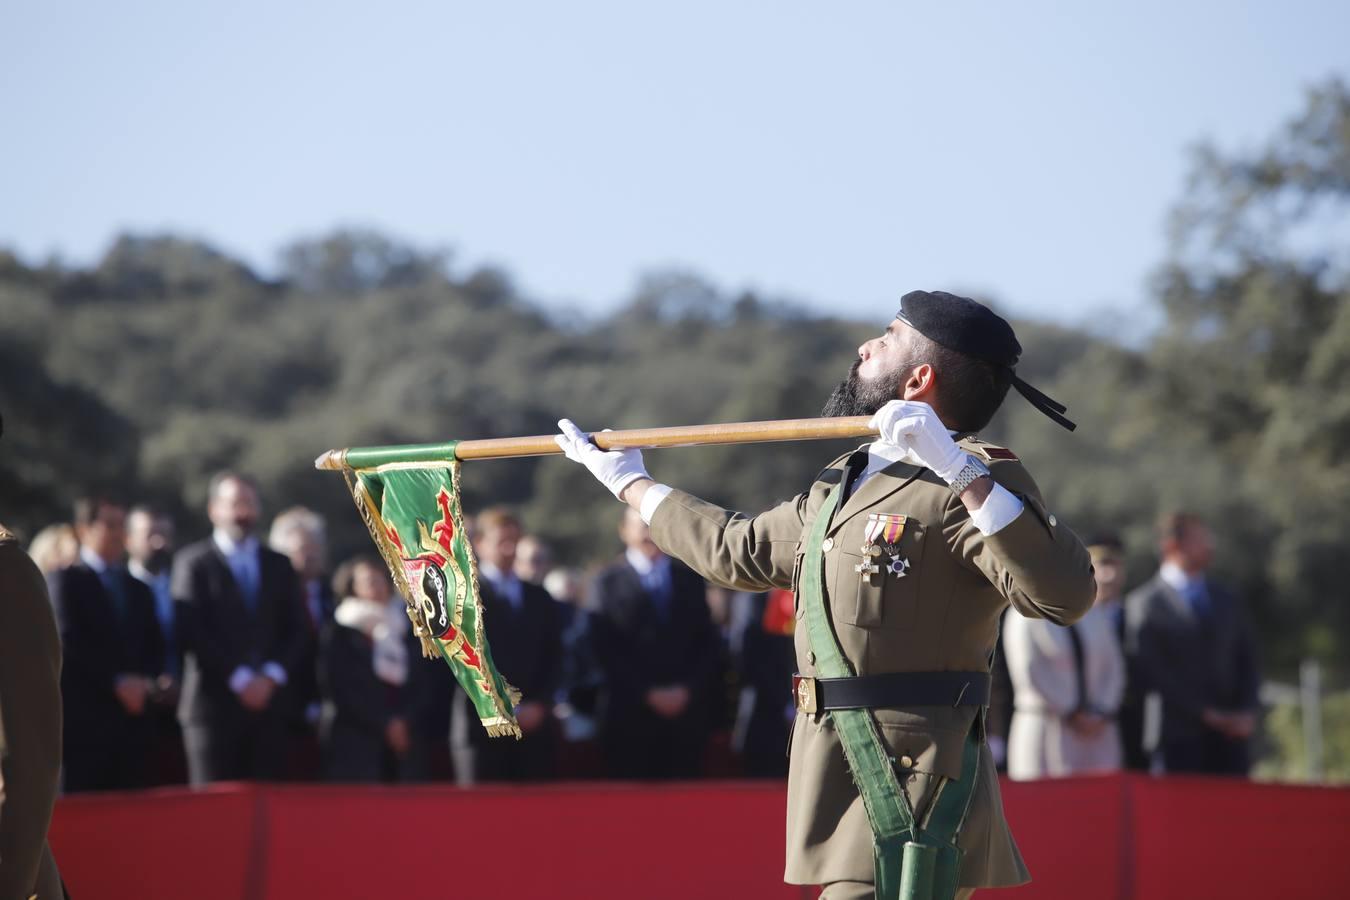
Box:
[965,441,1019,463]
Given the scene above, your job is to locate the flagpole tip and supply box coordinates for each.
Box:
[314,449,346,471]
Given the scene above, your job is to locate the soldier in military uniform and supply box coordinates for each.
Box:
[556,291,1096,898]
[0,522,66,899]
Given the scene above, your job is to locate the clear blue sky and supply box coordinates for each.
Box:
[3,1,1346,327]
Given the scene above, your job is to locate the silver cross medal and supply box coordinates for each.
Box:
[887,553,910,578]
[855,544,881,581]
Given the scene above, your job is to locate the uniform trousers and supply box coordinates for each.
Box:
[820,883,975,899]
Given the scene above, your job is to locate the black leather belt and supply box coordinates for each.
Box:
[792,671,991,714]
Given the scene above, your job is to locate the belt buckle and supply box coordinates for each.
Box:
[793,674,818,714]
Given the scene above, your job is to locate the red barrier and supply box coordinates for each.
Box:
[49,785,260,900]
[260,782,798,900]
[1129,776,1350,898]
[48,775,1350,899]
[1000,776,1128,899]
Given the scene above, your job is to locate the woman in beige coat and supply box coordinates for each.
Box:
[1004,543,1127,780]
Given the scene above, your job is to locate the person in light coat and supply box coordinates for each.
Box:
[1005,538,1126,780]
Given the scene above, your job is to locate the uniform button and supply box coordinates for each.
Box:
[821,537,834,552]
[1048,514,1058,527]
[806,651,816,665]
[899,755,915,769]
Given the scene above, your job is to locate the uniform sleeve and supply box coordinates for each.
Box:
[647,487,820,593]
[943,459,1096,625]
[0,545,63,900]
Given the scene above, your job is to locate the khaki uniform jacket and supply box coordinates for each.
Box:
[648,439,1096,888]
[0,529,65,900]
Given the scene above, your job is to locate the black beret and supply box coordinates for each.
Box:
[896,290,1021,368]
[895,289,1076,431]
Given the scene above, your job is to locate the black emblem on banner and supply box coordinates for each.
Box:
[421,562,454,638]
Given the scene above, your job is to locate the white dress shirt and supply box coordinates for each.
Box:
[625,547,672,591]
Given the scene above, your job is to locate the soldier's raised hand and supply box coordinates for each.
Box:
[555,418,651,499]
[869,400,969,482]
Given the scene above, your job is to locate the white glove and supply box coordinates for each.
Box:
[554,419,651,499]
[868,400,970,483]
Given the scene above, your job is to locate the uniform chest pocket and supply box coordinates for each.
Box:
[832,521,926,630]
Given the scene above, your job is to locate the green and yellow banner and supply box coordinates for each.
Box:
[340,442,521,738]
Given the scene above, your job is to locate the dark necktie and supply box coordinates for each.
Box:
[100,567,128,622]
[645,566,671,620]
[1181,579,1213,622]
[230,551,259,612]
[1067,624,1088,715]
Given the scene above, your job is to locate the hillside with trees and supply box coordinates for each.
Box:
[2,79,1346,677]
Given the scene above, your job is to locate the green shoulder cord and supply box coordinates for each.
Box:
[799,473,981,900]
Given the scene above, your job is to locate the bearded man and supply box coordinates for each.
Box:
[556,291,1096,899]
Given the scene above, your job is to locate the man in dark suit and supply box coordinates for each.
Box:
[1124,512,1261,776]
[268,505,333,780]
[591,507,719,779]
[127,505,187,785]
[171,472,306,784]
[48,496,165,792]
[450,508,563,783]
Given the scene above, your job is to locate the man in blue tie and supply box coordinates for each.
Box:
[171,472,305,784]
[127,505,188,785]
[449,508,563,783]
[590,507,720,779]
[1124,512,1261,775]
[47,496,164,791]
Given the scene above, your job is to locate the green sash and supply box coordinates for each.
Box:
[798,473,981,900]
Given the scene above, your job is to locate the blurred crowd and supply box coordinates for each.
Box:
[28,474,1260,793]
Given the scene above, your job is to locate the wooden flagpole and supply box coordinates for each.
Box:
[314,416,875,470]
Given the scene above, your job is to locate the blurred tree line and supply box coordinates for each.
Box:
[1,79,1345,679]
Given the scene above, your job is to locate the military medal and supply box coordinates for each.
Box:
[860,513,908,583]
[854,556,880,578]
[864,512,907,547]
[854,540,880,580]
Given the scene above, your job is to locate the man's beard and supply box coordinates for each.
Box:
[821,359,906,418]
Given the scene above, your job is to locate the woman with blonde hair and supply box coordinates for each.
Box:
[27,523,78,575]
